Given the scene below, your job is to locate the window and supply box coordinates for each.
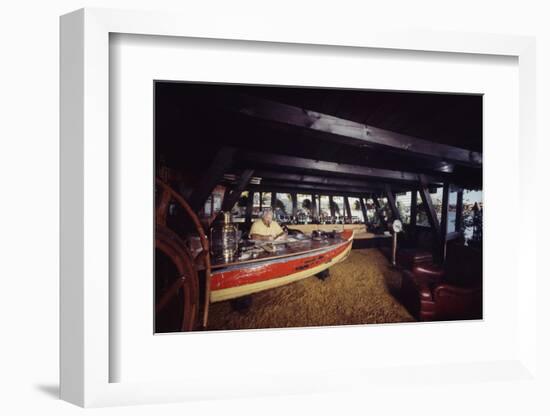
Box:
[319,195,330,222]
[230,191,249,223]
[432,187,443,222]
[377,197,391,222]
[297,194,313,223]
[261,192,272,209]
[297,194,312,213]
[447,190,458,233]
[462,189,483,245]
[365,198,380,226]
[416,198,429,226]
[251,192,261,218]
[204,196,212,217]
[332,196,345,222]
[348,197,364,223]
[416,187,442,226]
[395,191,412,224]
[275,193,292,213]
[253,192,260,207]
[213,194,222,213]
[274,193,292,222]
[202,187,224,219]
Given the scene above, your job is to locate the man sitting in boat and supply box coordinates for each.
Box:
[249,208,287,241]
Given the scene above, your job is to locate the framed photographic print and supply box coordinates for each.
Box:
[152,81,483,333]
[60,8,538,408]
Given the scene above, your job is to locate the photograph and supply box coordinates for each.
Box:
[3,0,544,412]
[154,82,483,332]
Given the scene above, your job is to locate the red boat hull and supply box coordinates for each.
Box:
[210,230,354,302]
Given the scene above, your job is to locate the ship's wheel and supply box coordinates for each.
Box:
[155,224,199,332]
[155,178,212,332]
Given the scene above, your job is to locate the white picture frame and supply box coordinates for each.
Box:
[60,8,538,408]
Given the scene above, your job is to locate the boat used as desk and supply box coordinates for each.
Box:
[155,179,354,330]
[209,229,354,302]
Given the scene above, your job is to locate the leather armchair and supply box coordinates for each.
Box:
[397,249,433,270]
[418,282,482,321]
[412,264,445,285]
[404,257,482,321]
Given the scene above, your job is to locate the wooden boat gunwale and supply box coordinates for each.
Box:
[210,232,352,270]
[210,229,354,302]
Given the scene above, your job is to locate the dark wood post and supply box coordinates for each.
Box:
[410,190,418,228]
[359,197,368,227]
[384,184,401,222]
[440,183,450,262]
[410,189,418,243]
[418,176,442,262]
[291,193,298,218]
[188,146,236,212]
[328,195,335,218]
[372,194,388,230]
[221,169,254,212]
[311,194,318,222]
[344,196,352,222]
[455,189,463,233]
[245,190,254,228]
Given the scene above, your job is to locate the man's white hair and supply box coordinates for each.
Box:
[261,208,273,218]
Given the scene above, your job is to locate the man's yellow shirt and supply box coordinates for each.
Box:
[249,219,284,238]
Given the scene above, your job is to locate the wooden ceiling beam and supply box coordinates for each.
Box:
[221,94,482,168]
[221,168,254,212]
[187,146,236,212]
[253,170,392,190]
[247,183,380,198]
[238,150,441,185]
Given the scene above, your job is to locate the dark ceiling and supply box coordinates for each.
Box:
[155,81,482,190]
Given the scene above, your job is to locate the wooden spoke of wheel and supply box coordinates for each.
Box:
[156,275,186,314]
[155,178,212,329]
[156,225,199,331]
[156,185,172,226]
